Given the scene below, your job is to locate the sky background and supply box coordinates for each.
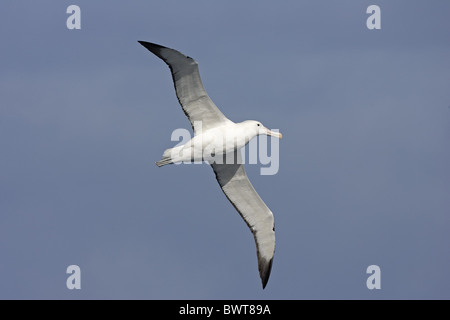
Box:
[1,1,449,299]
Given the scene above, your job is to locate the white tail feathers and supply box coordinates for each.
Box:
[156,158,173,167]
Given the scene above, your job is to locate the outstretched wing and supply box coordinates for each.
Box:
[210,152,275,289]
[138,41,231,134]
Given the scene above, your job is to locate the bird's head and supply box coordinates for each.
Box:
[245,120,282,139]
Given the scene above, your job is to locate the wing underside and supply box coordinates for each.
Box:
[211,152,275,288]
[138,41,230,134]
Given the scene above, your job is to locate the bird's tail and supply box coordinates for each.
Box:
[156,148,174,167]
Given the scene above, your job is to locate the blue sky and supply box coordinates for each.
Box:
[1,1,449,299]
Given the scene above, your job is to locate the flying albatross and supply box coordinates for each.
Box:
[138,41,282,289]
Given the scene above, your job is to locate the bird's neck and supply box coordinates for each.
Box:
[235,122,258,143]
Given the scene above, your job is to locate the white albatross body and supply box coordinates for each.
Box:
[161,120,281,165]
[138,41,282,289]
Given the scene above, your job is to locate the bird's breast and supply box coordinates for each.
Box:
[196,127,247,156]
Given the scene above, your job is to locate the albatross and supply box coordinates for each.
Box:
[138,41,282,289]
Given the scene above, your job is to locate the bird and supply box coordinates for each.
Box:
[138,41,282,289]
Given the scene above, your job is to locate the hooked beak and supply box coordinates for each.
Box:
[265,128,282,139]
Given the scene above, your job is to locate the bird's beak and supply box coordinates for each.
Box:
[265,128,282,139]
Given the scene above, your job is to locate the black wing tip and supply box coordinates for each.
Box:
[138,40,165,54]
[260,257,273,289]
[138,41,195,64]
[137,40,158,46]
[137,40,151,47]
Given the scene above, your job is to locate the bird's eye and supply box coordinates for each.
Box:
[257,123,260,127]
